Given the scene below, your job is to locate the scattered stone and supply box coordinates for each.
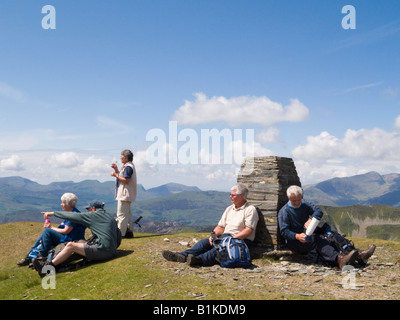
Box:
[245,269,262,273]
[263,250,293,259]
[298,292,314,297]
[269,275,285,279]
[361,273,376,278]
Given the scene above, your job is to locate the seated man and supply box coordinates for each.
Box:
[162,183,259,267]
[34,200,121,276]
[278,185,376,269]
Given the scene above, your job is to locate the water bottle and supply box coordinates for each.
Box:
[305,217,320,236]
[305,217,320,242]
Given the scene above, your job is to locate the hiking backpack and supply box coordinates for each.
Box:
[213,236,252,268]
[324,230,356,254]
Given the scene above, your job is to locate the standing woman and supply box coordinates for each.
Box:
[111,149,137,238]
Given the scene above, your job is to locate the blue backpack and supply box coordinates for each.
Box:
[213,236,251,268]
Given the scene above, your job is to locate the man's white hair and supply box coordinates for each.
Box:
[286,185,303,198]
[231,183,249,199]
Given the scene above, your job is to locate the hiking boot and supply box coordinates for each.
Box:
[33,259,56,278]
[162,250,186,262]
[17,257,31,267]
[33,258,47,277]
[337,249,358,269]
[357,245,376,265]
[187,254,203,267]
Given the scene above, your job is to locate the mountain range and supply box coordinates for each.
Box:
[0,176,208,224]
[1,171,400,240]
[303,171,400,207]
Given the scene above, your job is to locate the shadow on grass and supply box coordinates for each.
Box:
[54,249,135,274]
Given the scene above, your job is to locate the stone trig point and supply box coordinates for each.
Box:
[237,156,301,250]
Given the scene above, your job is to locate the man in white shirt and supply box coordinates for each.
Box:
[162,184,259,267]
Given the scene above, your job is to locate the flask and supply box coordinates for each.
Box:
[305,217,320,236]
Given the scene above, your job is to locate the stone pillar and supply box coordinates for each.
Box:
[237,156,301,248]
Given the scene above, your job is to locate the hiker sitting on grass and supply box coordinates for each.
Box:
[278,185,376,269]
[162,183,259,267]
[17,193,86,267]
[34,200,121,276]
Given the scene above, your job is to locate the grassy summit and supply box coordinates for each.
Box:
[1,222,399,300]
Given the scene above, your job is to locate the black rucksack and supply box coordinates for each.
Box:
[324,230,356,255]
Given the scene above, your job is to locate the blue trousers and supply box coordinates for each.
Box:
[30,228,64,257]
[286,234,338,264]
[180,235,252,267]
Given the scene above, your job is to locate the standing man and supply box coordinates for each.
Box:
[111,149,137,238]
[162,183,259,267]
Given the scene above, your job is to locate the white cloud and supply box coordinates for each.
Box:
[206,168,237,182]
[132,149,157,175]
[292,127,400,185]
[172,92,309,127]
[256,127,280,143]
[73,156,110,179]
[49,152,82,168]
[294,159,373,186]
[292,128,400,162]
[292,131,339,161]
[0,155,24,171]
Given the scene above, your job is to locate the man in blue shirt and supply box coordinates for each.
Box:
[278,185,375,269]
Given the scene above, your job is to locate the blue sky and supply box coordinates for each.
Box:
[1,0,400,191]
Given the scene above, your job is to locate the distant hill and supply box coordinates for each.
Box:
[320,204,400,241]
[1,173,400,241]
[133,190,230,227]
[303,171,400,207]
[0,176,216,224]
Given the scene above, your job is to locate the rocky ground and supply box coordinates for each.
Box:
[157,236,400,300]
